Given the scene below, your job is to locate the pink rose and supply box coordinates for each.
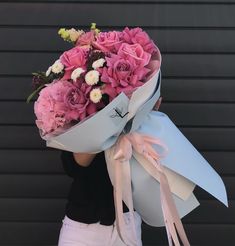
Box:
[60,46,89,80]
[100,54,148,100]
[122,27,157,54]
[117,43,151,68]
[93,31,123,53]
[76,31,95,47]
[64,82,97,121]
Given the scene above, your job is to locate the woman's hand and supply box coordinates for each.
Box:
[153,97,162,111]
[73,152,96,167]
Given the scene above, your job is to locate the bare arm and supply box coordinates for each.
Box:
[153,97,162,111]
[73,152,96,167]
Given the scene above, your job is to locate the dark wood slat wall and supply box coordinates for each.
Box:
[0,0,234,245]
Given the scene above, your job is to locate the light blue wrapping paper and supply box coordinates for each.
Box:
[133,111,228,207]
[45,69,161,153]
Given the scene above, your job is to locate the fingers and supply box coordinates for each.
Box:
[153,96,162,111]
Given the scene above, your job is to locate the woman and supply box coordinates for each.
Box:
[58,98,162,246]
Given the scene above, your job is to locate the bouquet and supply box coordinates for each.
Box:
[27,24,228,246]
[27,23,160,138]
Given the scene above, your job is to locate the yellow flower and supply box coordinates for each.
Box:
[58,28,70,40]
[90,23,97,30]
[68,28,84,42]
[90,23,100,35]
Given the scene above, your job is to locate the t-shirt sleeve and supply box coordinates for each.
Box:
[60,150,89,178]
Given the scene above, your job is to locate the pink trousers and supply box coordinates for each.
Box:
[58,211,142,246]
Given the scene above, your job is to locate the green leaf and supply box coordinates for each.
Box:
[26,84,45,104]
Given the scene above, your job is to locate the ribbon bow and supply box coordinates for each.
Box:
[111,132,190,246]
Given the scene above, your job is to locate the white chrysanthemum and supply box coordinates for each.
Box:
[85,70,100,85]
[71,67,85,81]
[68,28,84,42]
[51,60,64,74]
[92,58,106,69]
[90,88,102,103]
[45,66,52,77]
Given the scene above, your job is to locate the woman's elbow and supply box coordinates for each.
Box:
[72,152,96,167]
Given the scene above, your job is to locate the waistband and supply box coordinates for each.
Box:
[62,211,141,230]
[62,215,113,232]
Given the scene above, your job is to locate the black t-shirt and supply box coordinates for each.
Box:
[60,150,129,225]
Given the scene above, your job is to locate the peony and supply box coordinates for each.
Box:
[34,80,97,135]
[34,80,72,135]
[60,46,89,80]
[93,31,123,53]
[122,27,157,54]
[85,70,100,85]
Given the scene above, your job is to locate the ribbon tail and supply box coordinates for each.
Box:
[113,158,126,244]
[122,160,139,246]
[144,153,190,246]
[160,170,190,246]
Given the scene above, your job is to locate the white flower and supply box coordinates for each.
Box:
[92,58,106,69]
[85,70,100,85]
[68,28,84,42]
[90,88,102,103]
[51,59,64,74]
[45,66,52,77]
[71,67,85,82]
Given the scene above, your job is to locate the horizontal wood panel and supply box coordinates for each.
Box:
[0,126,45,149]
[142,224,235,245]
[0,3,235,27]
[2,28,235,53]
[0,174,232,199]
[180,128,235,151]
[1,77,235,102]
[4,0,235,3]
[0,198,232,224]
[0,150,63,174]
[1,102,235,127]
[1,53,235,77]
[183,200,234,224]
[162,54,235,78]
[162,79,235,102]
[201,151,235,175]
[0,77,32,100]
[0,198,66,222]
[161,103,235,126]
[0,222,60,245]
[0,150,234,175]
[0,222,234,245]
[0,174,71,198]
[1,126,234,150]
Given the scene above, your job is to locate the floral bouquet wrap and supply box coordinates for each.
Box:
[27,24,228,246]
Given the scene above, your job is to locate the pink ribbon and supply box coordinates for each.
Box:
[112,132,190,246]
